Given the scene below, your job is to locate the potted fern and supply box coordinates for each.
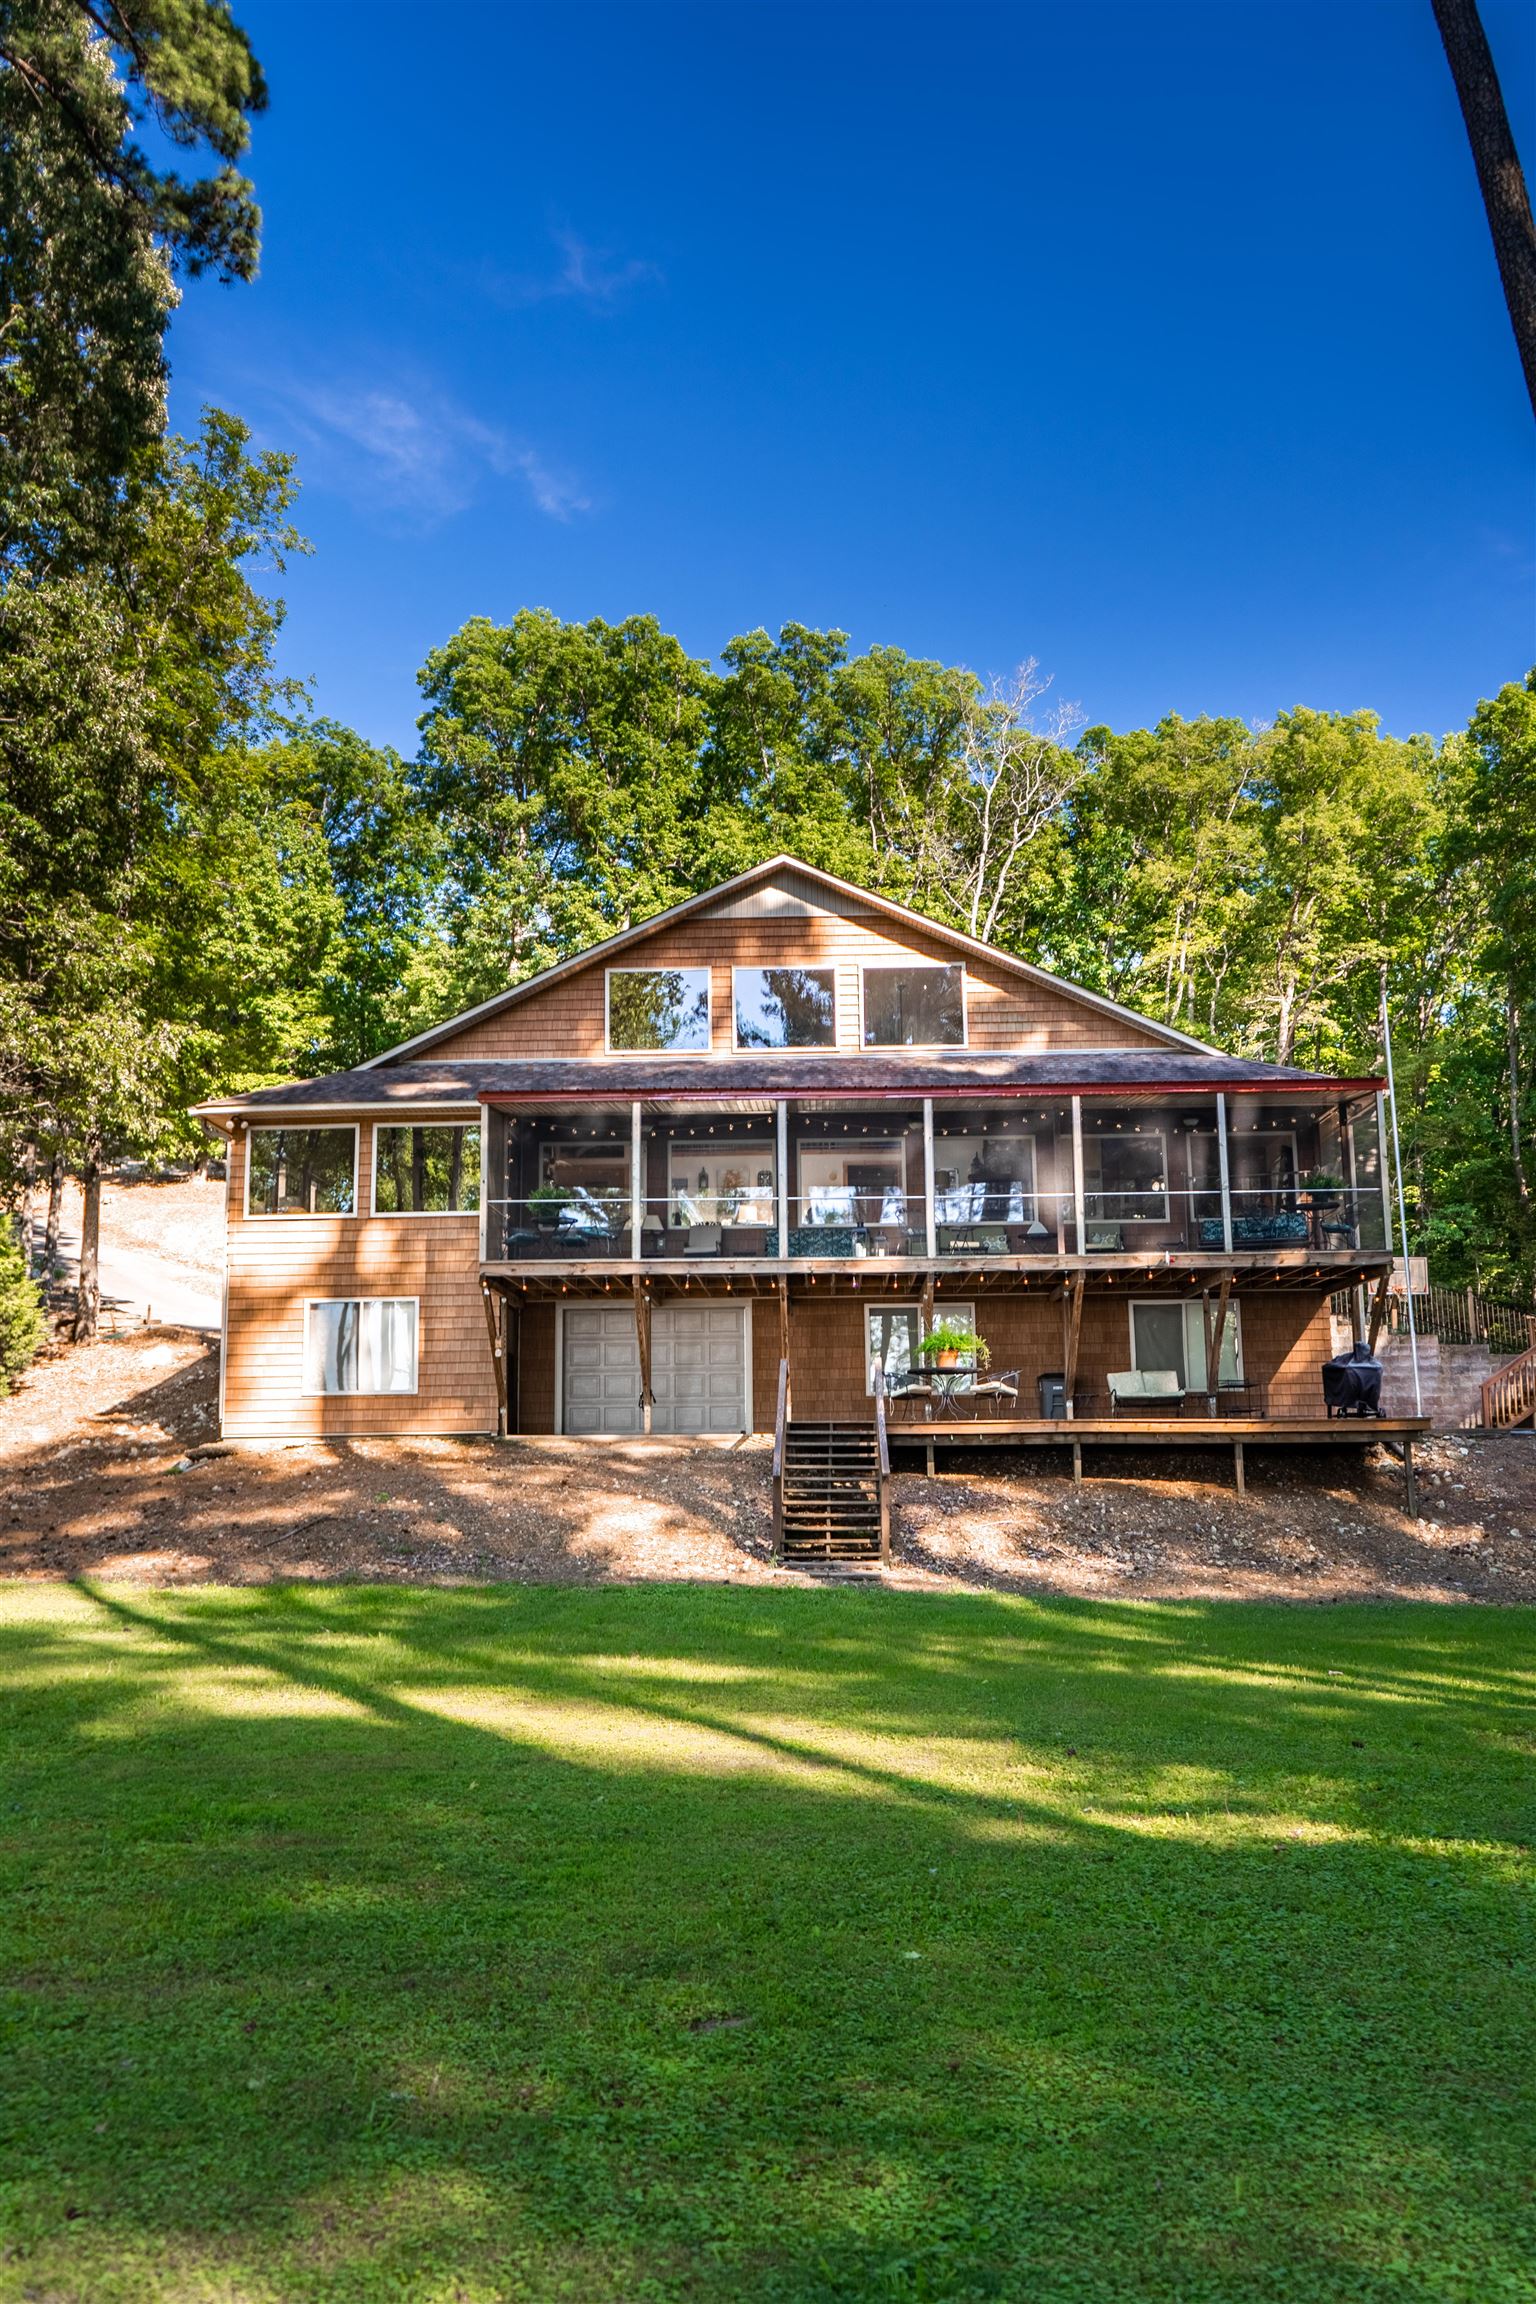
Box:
[918,1319,990,1372]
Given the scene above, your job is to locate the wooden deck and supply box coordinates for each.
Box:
[882,1414,1431,1507]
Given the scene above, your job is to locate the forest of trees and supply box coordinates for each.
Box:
[1,0,1533,1349]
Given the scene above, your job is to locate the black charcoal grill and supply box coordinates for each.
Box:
[1322,1343,1384,1418]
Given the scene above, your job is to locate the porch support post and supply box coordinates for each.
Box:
[632,1276,653,1435]
[1233,1438,1246,1500]
[1402,1434,1418,1518]
[1366,1270,1391,1354]
[1376,1089,1393,1251]
[1353,1281,1369,1348]
[630,1099,644,1259]
[1063,1271,1084,1421]
[479,1104,491,1263]
[1205,1272,1232,1411]
[480,1279,507,1437]
[923,1098,937,1259]
[1070,1096,1086,1257]
[776,1099,790,1255]
[778,1274,789,1371]
[1216,1091,1233,1253]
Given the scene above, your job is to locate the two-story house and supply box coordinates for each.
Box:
[194,857,1423,1526]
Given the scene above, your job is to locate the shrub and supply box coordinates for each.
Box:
[0,1222,45,1394]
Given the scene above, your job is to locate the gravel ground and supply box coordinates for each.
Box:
[3,1332,1534,1600]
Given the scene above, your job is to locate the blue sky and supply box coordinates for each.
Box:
[167,0,1535,756]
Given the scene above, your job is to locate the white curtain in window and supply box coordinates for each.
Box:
[306,1300,417,1394]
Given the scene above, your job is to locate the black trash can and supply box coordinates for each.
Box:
[1038,1372,1066,1420]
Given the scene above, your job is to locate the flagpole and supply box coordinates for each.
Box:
[1380,963,1422,1418]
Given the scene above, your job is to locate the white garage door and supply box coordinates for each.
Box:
[561,1305,748,1436]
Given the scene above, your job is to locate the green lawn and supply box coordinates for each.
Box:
[0,1584,1532,2303]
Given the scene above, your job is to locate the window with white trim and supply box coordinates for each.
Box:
[607,968,710,1051]
[374,1124,481,1214]
[1129,1299,1243,1389]
[733,966,836,1049]
[865,1302,975,1394]
[247,1127,355,1217]
[862,963,964,1047]
[304,1299,418,1395]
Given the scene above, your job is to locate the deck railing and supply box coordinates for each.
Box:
[1333,1283,1536,1357]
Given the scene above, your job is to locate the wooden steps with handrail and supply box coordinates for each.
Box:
[771,1358,891,1566]
[1480,1341,1536,1431]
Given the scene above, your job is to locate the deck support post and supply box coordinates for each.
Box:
[1402,1434,1417,1518]
[1062,1272,1084,1421]
[922,1099,937,1259]
[1367,1270,1391,1354]
[632,1277,654,1436]
[480,1280,507,1437]
[776,1100,789,1255]
[778,1274,789,1370]
[1233,1438,1245,1499]
[1205,1272,1232,1411]
[1072,1439,1083,1484]
[1216,1091,1233,1252]
[630,1099,644,1257]
[926,1438,935,1476]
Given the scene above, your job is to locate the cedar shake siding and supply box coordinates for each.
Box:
[510,1292,1334,1435]
[221,1121,497,1441]
[421,912,1170,1063]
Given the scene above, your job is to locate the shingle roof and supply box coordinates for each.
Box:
[194,1049,1382,1118]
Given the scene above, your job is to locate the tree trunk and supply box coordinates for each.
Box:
[72,1144,101,1344]
[19,1141,37,1274]
[1431,0,1536,415]
[43,1148,64,1272]
[1509,991,1530,1206]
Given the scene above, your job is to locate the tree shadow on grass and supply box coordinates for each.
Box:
[0,1581,1532,2302]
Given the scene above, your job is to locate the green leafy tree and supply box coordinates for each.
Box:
[0,0,266,574]
[0,1213,43,1387]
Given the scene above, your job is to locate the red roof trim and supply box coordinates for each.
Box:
[478,1077,1384,1105]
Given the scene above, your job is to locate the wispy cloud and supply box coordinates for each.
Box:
[253,373,591,528]
[490,227,663,310]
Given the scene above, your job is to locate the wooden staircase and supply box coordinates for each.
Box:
[1480,1342,1536,1431]
[772,1361,890,1567]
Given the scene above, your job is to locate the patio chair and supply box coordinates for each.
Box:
[967,1368,1021,1416]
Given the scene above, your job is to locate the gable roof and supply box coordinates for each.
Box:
[363,854,1223,1066]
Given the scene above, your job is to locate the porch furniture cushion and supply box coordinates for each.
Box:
[1107,1368,1185,1412]
[763,1226,861,1259]
[1085,1223,1124,1251]
[969,1370,1020,1414]
[936,1223,1008,1254]
[1235,1211,1309,1246]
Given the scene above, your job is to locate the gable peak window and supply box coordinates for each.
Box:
[608,968,710,1052]
[733,966,836,1049]
[862,963,965,1048]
